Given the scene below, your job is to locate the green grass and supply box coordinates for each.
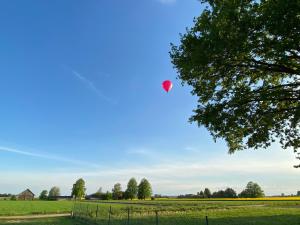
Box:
[0,201,73,216]
[1,200,300,224]
[74,200,300,225]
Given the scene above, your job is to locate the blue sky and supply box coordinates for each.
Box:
[0,0,298,196]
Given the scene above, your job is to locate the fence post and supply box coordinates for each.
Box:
[86,204,89,217]
[96,205,99,218]
[155,210,159,225]
[71,200,75,217]
[127,208,130,225]
[79,203,83,219]
[108,206,112,225]
[205,216,209,225]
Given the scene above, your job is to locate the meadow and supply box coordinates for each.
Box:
[73,199,300,225]
[1,199,300,224]
[0,200,73,216]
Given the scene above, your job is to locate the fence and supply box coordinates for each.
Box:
[72,202,210,225]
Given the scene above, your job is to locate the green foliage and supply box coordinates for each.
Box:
[49,186,60,198]
[224,188,237,198]
[126,178,138,200]
[204,188,212,198]
[112,183,123,200]
[10,195,17,201]
[72,201,300,225]
[197,190,204,198]
[71,178,86,200]
[138,178,152,200]
[103,191,113,200]
[212,188,237,198]
[39,190,48,200]
[170,0,300,157]
[239,181,265,198]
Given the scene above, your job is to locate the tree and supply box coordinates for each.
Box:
[138,178,152,200]
[224,188,237,198]
[198,190,204,198]
[10,195,17,201]
[126,178,138,200]
[170,0,300,161]
[71,178,86,200]
[39,190,48,200]
[239,181,265,198]
[49,186,60,198]
[204,188,212,198]
[112,183,123,200]
[103,191,113,200]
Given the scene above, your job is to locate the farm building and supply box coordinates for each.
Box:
[17,189,35,200]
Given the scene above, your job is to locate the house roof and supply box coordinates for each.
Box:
[18,189,35,196]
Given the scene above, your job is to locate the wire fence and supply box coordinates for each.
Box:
[72,202,210,225]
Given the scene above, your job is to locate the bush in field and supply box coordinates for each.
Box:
[138,178,152,200]
[239,181,265,198]
[39,190,48,200]
[10,195,17,201]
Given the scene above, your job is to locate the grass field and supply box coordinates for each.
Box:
[73,199,300,225]
[0,199,300,224]
[0,201,73,216]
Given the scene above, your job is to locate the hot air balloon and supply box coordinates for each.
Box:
[162,80,173,93]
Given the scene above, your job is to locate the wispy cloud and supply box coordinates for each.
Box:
[1,145,298,196]
[71,69,116,104]
[0,146,100,168]
[62,65,116,104]
[1,156,298,196]
[156,0,176,4]
[126,148,156,157]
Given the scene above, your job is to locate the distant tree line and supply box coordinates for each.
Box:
[178,182,265,199]
[86,178,152,200]
[0,193,11,197]
[39,186,61,200]
[36,177,153,201]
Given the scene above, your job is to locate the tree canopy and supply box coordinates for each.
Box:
[71,178,86,199]
[239,181,265,198]
[112,183,123,200]
[39,190,48,200]
[126,178,138,200]
[170,0,300,159]
[138,178,152,200]
[204,188,212,198]
[49,186,60,198]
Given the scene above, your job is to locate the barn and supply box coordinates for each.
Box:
[17,189,35,200]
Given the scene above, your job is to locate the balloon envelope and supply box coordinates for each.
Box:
[162,80,173,92]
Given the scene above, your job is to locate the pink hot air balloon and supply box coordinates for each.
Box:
[162,80,173,93]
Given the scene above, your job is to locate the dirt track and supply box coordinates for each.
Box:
[0,213,70,220]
